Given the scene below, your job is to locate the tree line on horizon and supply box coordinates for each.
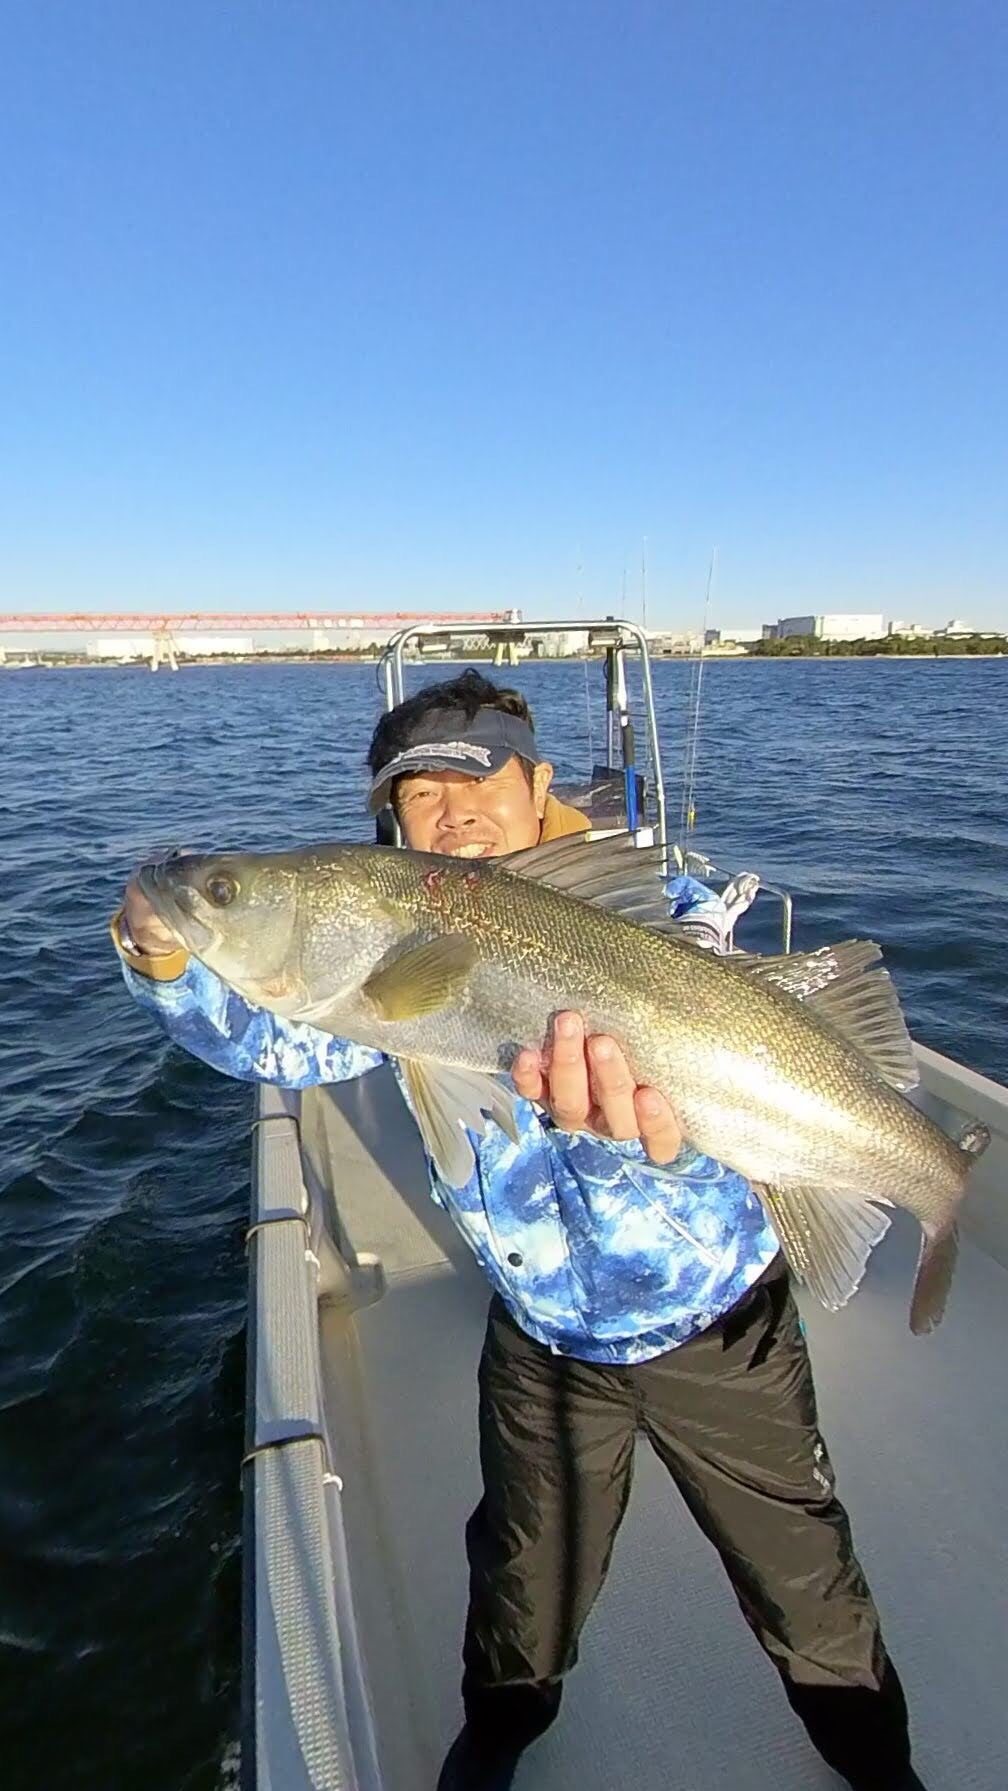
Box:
[746,631,1007,657]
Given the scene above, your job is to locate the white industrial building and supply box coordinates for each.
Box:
[87,635,255,659]
[86,637,158,660]
[775,613,886,642]
[532,629,591,657]
[716,626,764,644]
[649,630,705,655]
[311,627,395,651]
[177,634,255,656]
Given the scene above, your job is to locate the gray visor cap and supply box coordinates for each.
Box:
[367,706,539,814]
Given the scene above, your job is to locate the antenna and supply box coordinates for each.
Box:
[577,548,594,774]
[680,549,716,845]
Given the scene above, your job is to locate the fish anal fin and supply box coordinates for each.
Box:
[363,935,476,1021]
[755,1181,891,1313]
[400,1060,520,1188]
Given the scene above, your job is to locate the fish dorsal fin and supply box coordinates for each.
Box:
[755,1180,892,1312]
[363,935,476,1021]
[733,940,919,1094]
[730,939,882,997]
[400,1060,520,1187]
[498,831,688,936]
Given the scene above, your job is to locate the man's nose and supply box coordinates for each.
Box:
[436,786,480,829]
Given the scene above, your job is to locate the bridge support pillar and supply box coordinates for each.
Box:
[150,631,179,672]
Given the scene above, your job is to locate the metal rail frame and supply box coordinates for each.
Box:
[376,618,668,858]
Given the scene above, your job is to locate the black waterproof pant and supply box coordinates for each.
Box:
[462,1263,912,1791]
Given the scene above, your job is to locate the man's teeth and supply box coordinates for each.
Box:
[449,843,488,858]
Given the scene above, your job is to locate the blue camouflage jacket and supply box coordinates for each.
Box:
[117,869,779,1364]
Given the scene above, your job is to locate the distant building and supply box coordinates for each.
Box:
[532,629,591,657]
[86,637,158,660]
[774,613,885,642]
[175,635,255,656]
[86,634,254,659]
[821,613,886,641]
[717,626,764,644]
[888,620,933,638]
[774,615,818,639]
[649,631,705,655]
[934,619,975,637]
[311,626,396,651]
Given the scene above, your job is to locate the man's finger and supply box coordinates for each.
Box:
[586,1036,639,1141]
[585,1104,611,1137]
[634,1087,683,1165]
[547,1011,590,1129]
[512,1048,545,1104]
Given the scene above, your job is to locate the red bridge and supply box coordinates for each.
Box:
[0,610,517,632]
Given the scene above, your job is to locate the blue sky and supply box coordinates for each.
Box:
[1,1,1005,630]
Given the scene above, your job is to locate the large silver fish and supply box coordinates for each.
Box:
[138,834,989,1333]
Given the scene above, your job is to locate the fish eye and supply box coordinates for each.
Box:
[205,873,239,907]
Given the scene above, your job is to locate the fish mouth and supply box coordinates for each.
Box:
[137,858,217,952]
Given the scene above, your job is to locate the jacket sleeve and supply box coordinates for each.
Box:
[115,944,383,1089]
[664,870,753,952]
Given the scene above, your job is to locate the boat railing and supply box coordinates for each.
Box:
[683,848,794,952]
[244,1086,382,1791]
[377,617,669,859]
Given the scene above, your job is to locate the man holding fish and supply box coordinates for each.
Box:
[114,669,959,1790]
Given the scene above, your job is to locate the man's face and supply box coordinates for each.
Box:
[395,755,553,857]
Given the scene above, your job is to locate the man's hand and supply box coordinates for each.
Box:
[122,878,184,957]
[512,1012,683,1165]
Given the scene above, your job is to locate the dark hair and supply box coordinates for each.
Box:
[367,667,536,774]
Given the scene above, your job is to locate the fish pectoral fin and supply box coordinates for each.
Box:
[733,940,918,1093]
[755,1180,892,1313]
[400,1060,520,1188]
[363,935,477,1021]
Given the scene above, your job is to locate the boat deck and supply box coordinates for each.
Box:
[302,1066,1008,1791]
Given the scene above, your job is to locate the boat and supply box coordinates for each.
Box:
[240,622,1007,1790]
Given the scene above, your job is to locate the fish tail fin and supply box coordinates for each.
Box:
[910,1221,959,1336]
[910,1117,989,1335]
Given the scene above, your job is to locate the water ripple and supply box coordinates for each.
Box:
[0,654,1005,1789]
